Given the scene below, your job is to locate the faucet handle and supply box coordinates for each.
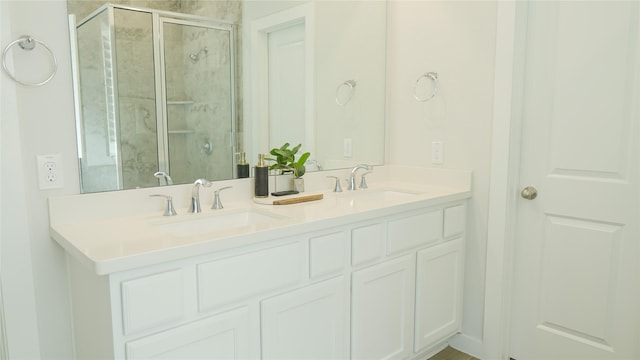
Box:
[359,172,372,190]
[212,186,232,210]
[326,176,343,192]
[150,194,177,216]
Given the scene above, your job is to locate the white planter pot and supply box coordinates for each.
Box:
[272,173,294,192]
[293,178,305,193]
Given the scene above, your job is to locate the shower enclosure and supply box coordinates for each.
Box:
[70,4,237,192]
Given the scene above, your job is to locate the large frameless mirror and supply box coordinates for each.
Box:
[67,0,387,193]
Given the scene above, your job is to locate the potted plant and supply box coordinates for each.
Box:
[267,143,310,192]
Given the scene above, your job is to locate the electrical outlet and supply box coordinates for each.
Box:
[343,138,353,157]
[431,141,444,164]
[37,154,64,189]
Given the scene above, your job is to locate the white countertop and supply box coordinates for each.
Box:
[49,166,471,275]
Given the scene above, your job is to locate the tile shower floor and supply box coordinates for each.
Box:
[428,346,479,360]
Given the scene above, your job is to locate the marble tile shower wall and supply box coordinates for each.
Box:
[68,0,242,25]
[181,26,234,183]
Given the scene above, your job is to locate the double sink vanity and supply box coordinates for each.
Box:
[49,165,471,359]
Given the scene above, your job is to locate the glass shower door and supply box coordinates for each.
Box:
[74,6,158,192]
[160,19,236,184]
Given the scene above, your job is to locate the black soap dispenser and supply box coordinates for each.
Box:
[237,152,249,178]
[254,153,269,198]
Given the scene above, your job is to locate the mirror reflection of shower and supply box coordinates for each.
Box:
[71,4,237,193]
[189,47,208,62]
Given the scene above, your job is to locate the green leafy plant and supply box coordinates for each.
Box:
[266,143,311,178]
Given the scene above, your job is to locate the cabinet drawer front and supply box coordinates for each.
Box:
[121,269,185,335]
[125,307,250,359]
[352,223,385,266]
[387,210,442,255]
[310,232,347,279]
[198,241,305,312]
[443,204,466,238]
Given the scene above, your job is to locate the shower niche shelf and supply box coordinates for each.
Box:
[168,130,195,135]
[167,100,195,106]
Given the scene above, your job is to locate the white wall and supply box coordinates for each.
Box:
[0,0,498,358]
[1,0,78,358]
[386,1,497,354]
[0,2,42,357]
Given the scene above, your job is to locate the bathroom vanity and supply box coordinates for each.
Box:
[49,166,471,359]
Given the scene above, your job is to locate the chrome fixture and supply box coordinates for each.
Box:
[201,138,213,155]
[2,35,57,87]
[149,194,177,216]
[305,159,323,171]
[413,72,438,102]
[212,186,232,210]
[154,171,173,186]
[359,172,372,190]
[520,186,538,200]
[347,164,372,191]
[327,176,343,193]
[190,178,213,213]
[336,79,357,106]
[189,47,208,62]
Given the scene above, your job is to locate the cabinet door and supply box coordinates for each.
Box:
[261,276,347,359]
[125,307,250,359]
[414,238,464,352]
[351,255,415,360]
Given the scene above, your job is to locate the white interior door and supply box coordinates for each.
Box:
[268,22,309,152]
[510,2,640,359]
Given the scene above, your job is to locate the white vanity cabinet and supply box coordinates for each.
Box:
[65,201,467,360]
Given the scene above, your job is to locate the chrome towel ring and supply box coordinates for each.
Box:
[335,79,357,106]
[413,72,438,102]
[2,35,57,87]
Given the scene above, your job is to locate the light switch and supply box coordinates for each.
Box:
[344,138,353,157]
[431,141,444,164]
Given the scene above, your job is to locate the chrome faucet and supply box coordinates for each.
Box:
[190,178,213,213]
[347,164,372,191]
[305,159,323,171]
[154,171,173,186]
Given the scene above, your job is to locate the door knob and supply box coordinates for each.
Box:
[520,186,538,200]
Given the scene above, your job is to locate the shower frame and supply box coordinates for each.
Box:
[71,3,238,191]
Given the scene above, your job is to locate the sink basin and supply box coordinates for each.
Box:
[152,209,285,237]
[336,189,422,202]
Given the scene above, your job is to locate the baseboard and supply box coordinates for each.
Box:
[412,341,449,360]
[448,333,484,359]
